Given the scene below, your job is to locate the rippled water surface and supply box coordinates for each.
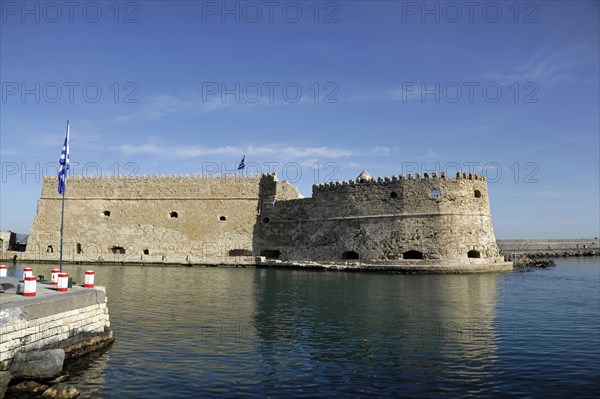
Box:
[9,258,600,397]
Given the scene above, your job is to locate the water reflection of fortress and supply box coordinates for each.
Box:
[250,269,501,395]
[25,170,511,271]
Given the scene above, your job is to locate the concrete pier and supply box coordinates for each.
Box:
[0,277,112,397]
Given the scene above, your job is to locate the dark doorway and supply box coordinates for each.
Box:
[342,251,359,260]
[229,249,252,256]
[260,250,281,259]
[467,250,481,258]
[403,250,423,259]
[111,246,125,254]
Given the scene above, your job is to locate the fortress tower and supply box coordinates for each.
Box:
[254,171,506,267]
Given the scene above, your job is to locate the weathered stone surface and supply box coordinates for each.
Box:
[0,371,11,398]
[42,383,79,399]
[47,372,70,385]
[9,349,65,379]
[25,174,301,265]
[9,380,48,393]
[255,173,506,266]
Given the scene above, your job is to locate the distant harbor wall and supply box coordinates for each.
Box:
[497,239,599,257]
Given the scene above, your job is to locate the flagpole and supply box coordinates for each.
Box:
[58,119,70,272]
[59,179,66,272]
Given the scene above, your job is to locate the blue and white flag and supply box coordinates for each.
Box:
[58,120,70,194]
[237,155,245,171]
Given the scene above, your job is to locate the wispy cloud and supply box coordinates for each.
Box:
[113,86,337,123]
[480,47,577,86]
[0,148,19,156]
[535,190,569,199]
[388,85,423,102]
[117,142,392,160]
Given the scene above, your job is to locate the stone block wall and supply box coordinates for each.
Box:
[26,174,301,265]
[0,288,110,369]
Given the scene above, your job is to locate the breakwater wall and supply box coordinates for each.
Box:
[497,239,599,257]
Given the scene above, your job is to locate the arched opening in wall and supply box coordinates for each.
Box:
[342,251,359,260]
[390,192,398,199]
[474,190,482,198]
[76,243,82,254]
[219,216,227,221]
[467,250,481,258]
[143,249,149,255]
[170,211,178,219]
[110,246,125,255]
[103,211,111,217]
[262,217,270,224]
[260,250,281,259]
[403,250,423,259]
[229,249,253,257]
[47,245,53,253]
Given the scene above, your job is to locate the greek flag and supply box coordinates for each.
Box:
[58,120,70,194]
[237,155,245,171]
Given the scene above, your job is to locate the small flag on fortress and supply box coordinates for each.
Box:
[58,120,71,194]
[237,155,245,171]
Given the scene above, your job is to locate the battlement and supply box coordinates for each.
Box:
[311,172,486,192]
[43,173,263,182]
[40,173,266,200]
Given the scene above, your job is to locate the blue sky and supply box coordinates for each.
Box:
[1,0,598,238]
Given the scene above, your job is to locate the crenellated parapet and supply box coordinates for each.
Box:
[40,173,264,200]
[311,172,486,194]
[43,173,263,181]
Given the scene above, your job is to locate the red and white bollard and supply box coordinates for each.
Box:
[84,270,95,288]
[51,269,60,285]
[57,273,69,292]
[22,267,33,281]
[24,276,37,297]
[0,265,7,278]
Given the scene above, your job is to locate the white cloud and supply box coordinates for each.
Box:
[117,142,392,161]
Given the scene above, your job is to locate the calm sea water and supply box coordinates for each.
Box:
[7,258,600,398]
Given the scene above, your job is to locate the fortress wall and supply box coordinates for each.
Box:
[256,174,502,263]
[27,175,265,264]
[25,172,503,267]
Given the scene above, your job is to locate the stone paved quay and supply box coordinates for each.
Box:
[0,276,105,312]
[0,277,112,398]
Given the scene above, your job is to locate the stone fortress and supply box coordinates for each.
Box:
[23,170,511,272]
